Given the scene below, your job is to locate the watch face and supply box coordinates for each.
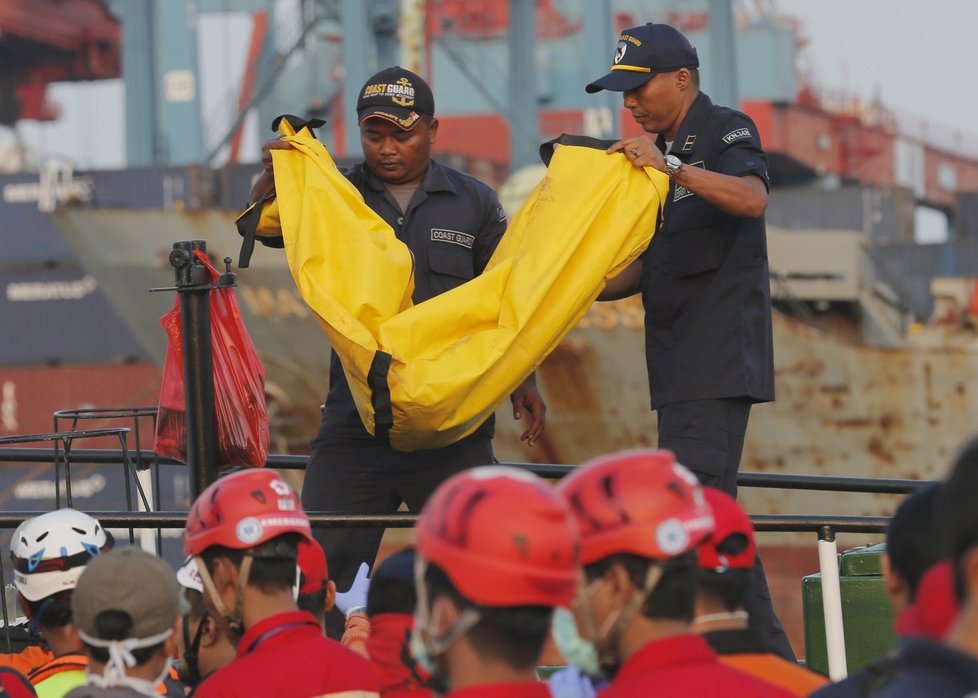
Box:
[666,155,681,168]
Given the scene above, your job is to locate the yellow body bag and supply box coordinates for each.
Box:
[241,120,669,451]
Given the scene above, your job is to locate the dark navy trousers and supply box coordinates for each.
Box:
[301,429,494,638]
[657,397,797,662]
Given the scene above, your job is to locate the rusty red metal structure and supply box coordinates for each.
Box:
[0,0,120,125]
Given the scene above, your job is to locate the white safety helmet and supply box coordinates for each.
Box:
[176,556,204,594]
[10,509,113,602]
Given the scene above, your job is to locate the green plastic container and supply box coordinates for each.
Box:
[802,543,897,676]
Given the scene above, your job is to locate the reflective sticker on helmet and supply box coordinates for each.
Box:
[671,462,699,487]
[236,517,264,545]
[269,479,292,497]
[469,466,536,483]
[655,518,690,556]
[686,513,715,536]
[28,549,45,572]
[277,497,296,511]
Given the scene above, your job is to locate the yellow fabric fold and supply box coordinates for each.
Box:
[265,120,668,451]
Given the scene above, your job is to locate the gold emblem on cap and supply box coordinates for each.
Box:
[392,77,415,107]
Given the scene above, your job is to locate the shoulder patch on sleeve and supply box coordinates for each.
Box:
[495,204,507,223]
[721,127,751,145]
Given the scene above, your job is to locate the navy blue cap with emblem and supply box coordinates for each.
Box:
[357,66,435,130]
[586,23,699,94]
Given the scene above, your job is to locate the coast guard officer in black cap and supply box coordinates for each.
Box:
[588,24,787,658]
[250,66,546,638]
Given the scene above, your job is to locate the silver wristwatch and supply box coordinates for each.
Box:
[664,154,683,180]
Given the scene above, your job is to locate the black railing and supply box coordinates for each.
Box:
[0,438,930,659]
[0,444,931,536]
[0,447,928,495]
[0,510,896,534]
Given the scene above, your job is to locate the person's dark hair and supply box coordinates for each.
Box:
[887,482,945,600]
[695,532,752,611]
[184,587,208,622]
[200,534,300,594]
[83,611,163,666]
[368,548,418,617]
[23,591,73,630]
[297,588,328,621]
[423,563,552,671]
[585,552,696,622]
[943,438,978,602]
[687,67,700,89]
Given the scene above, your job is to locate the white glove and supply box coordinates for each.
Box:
[547,664,598,698]
[335,562,371,617]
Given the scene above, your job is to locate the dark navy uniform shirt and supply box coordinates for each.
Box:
[322,158,508,438]
[642,91,775,409]
[809,637,978,698]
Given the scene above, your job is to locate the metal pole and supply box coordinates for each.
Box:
[582,0,618,139]
[170,240,217,497]
[508,0,539,172]
[708,0,739,108]
[818,525,848,680]
[342,0,374,157]
[371,0,400,69]
[399,0,425,74]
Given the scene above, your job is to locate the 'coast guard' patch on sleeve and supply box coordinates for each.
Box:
[722,127,751,145]
[431,228,475,248]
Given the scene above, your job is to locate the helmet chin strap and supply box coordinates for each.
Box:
[606,562,664,658]
[414,557,482,658]
[578,562,664,670]
[193,554,254,636]
[423,605,482,659]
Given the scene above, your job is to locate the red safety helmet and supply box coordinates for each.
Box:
[184,470,312,556]
[556,449,714,565]
[297,538,329,595]
[697,488,756,572]
[415,466,579,608]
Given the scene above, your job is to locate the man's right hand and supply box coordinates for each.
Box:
[261,137,296,174]
[597,258,642,301]
[249,138,296,204]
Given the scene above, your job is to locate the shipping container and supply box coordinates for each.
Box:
[0,268,149,364]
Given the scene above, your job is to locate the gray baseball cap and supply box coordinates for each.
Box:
[72,547,183,641]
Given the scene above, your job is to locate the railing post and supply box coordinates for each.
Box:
[818,525,848,680]
[169,240,217,498]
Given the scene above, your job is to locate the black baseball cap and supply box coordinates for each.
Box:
[586,23,699,94]
[357,66,435,130]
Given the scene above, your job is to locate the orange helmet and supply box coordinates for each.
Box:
[415,466,579,608]
[184,470,312,556]
[556,449,713,565]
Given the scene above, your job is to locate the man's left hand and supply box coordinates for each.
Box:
[607,135,665,172]
[511,377,546,447]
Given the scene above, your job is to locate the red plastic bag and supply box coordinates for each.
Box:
[154,251,270,469]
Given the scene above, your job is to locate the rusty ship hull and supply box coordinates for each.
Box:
[48,208,968,531]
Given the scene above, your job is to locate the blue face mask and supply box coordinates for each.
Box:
[551,607,605,680]
[408,616,436,674]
